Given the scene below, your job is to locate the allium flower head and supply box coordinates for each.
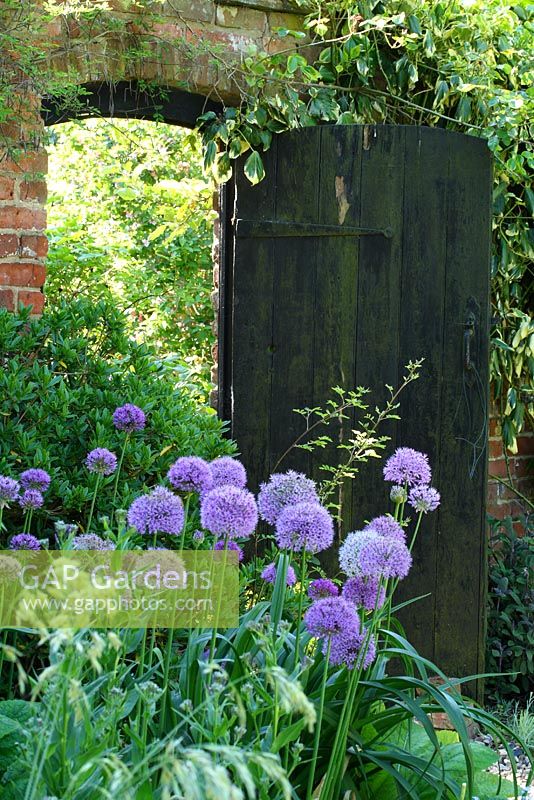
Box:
[214,540,244,562]
[308,578,339,600]
[193,530,205,543]
[0,555,21,579]
[261,562,296,586]
[330,628,376,670]
[72,533,115,550]
[364,515,405,542]
[383,447,431,487]
[359,537,412,579]
[0,476,20,508]
[408,485,441,514]
[19,489,44,510]
[20,469,50,493]
[86,448,117,476]
[200,485,258,540]
[210,457,247,489]
[390,485,407,504]
[304,597,360,642]
[168,456,213,495]
[112,404,146,432]
[342,576,385,611]
[258,470,319,525]
[128,486,185,536]
[339,531,380,577]
[10,533,41,551]
[275,502,334,554]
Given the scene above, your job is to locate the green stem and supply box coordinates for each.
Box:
[111,434,130,520]
[86,474,102,533]
[306,637,332,800]
[179,494,191,552]
[293,548,307,671]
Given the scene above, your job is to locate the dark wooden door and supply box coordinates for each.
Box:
[219,124,492,685]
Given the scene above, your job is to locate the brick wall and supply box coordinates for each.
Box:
[487,411,533,520]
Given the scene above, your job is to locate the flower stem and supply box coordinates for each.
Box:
[111,434,130,519]
[293,548,307,671]
[306,637,331,800]
[86,474,102,533]
[179,494,191,552]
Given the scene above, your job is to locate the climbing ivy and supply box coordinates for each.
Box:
[0,0,532,449]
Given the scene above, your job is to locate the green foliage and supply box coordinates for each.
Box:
[198,0,533,451]
[486,514,534,702]
[0,298,233,534]
[45,119,216,387]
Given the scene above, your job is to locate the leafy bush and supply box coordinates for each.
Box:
[486,514,534,702]
[0,299,233,535]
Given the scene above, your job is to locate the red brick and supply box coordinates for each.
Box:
[488,416,501,437]
[488,437,504,459]
[488,458,509,479]
[0,233,18,257]
[0,288,15,310]
[19,181,47,203]
[0,206,46,231]
[0,149,48,175]
[512,433,534,458]
[17,290,44,313]
[0,177,15,200]
[0,262,45,287]
[19,234,48,258]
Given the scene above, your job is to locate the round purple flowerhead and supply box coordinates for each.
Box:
[200,485,258,540]
[168,456,213,495]
[19,489,44,510]
[210,457,247,490]
[10,533,41,551]
[359,537,412,580]
[258,470,319,525]
[128,486,185,536]
[342,576,385,611]
[0,476,20,508]
[86,448,118,476]
[330,628,376,670]
[275,502,334,554]
[214,540,244,562]
[338,531,380,577]
[305,597,360,649]
[72,533,115,550]
[383,447,431,487]
[408,485,441,514]
[112,404,146,433]
[364,515,406,543]
[261,561,296,586]
[308,578,339,600]
[20,469,50,493]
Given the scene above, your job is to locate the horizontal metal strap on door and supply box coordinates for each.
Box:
[235,219,393,239]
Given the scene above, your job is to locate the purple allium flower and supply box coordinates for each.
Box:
[304,597,360,645]
[330,628,376,670]
[10,533,41,551]
[364,515,406,542]
[390,485,407,504]
[86,448,118,476]
[342,576,385,611]
[128,486,185,536]
[210,457,247,489]
[261,561,297,586]
[408,485,441,514]
[338,531,380,577]
[308,578,339,600]
[258,470,319,525]
[0,476,20,508]
[383,447,431,487]
[112,403,146,433]
[168,456,213,495]
[359,537,412,580]
[275,502,334,554]
[193,529,205,543]
[214,540,244,562]
[72,533,115,550]
[20,468,50,493]
[19,489,44,510]
[200,485,258,540]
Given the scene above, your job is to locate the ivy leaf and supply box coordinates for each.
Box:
[244,151,265,185]
[203,140,217,170]
[423,30,435,57]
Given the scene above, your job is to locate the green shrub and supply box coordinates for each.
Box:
[486,514,534,702]
[0,299,233,535]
